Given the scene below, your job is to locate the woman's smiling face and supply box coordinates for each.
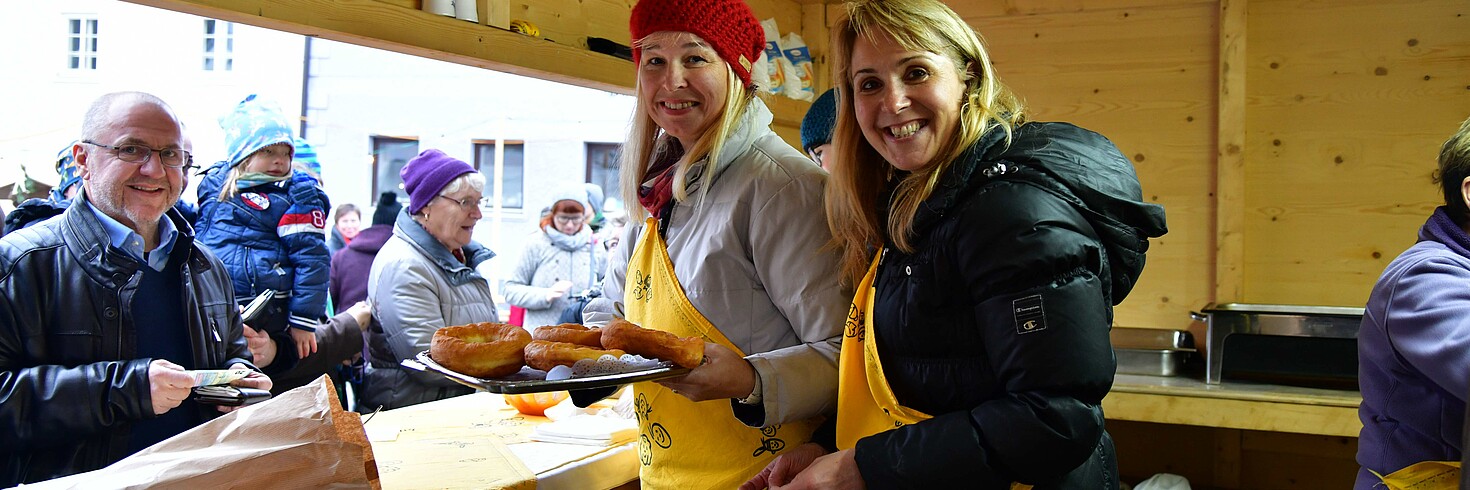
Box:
[849,32,968,172]
[637,31,730,145]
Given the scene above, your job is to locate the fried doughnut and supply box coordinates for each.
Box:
[600,318,705,369]
[523,340,626,371]
[430,322,532,378]
[531,323,603,348]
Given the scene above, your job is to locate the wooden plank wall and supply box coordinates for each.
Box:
[928,0,1470,330]
[1244,0,1470,305]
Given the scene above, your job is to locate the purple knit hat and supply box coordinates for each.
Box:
[401,149,475,215]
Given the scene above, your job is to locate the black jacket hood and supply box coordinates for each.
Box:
[923,121,1168,303]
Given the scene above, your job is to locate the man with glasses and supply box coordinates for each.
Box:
[4,132,198,234]
[0,92,273,485]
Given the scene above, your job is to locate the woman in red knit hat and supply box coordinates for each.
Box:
[579,0,850,487]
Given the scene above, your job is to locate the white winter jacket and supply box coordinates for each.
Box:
[503,228,607,329]
[585,98,850,426]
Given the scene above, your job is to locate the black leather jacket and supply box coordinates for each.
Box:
[853,122,1168,488]
[0,194,257,486]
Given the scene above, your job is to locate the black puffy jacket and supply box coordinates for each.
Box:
[853,122,1167,488]
[0,194,259,486]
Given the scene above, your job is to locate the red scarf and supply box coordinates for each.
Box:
[638,152,681,218]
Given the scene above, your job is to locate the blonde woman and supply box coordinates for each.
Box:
[579,0,850,486]
[745,1,1168,488]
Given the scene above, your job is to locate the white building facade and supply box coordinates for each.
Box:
[0,0,305,201]
[301,38,635,288]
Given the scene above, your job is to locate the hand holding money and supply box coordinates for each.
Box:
[190,368,252,387]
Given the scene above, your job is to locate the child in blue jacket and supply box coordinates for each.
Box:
[195,95,331,366]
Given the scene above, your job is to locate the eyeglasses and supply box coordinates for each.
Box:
[553,214,586,224]
[82,140,193,169]
[436,194,484,210]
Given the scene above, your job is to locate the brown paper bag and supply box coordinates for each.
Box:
[24,376,379,489]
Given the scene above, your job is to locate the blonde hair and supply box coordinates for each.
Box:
[825,0,1026,285]
[619,37,754,221]
[217,165,245,202]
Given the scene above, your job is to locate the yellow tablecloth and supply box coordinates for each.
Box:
[364,392,636,490]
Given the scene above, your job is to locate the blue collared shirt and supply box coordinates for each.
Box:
[86,199,178,272]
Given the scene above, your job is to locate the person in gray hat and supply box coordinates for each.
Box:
[503,184,607,328]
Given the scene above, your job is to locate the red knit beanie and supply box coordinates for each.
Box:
[630,0,765,87]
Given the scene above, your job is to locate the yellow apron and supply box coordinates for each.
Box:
[622,217,819,489]
[835,249,1031,490]
[1371,461,1460,490]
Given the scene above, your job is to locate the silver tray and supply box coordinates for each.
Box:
[403,351,690,394]
[1116,348,1195,377]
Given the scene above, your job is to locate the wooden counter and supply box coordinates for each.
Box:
[1103,374,1362,489]
[1105,374,1362,437]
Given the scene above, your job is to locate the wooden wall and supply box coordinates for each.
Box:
[1244,0,1469,305]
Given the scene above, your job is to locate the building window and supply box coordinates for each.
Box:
[66,17,98,70]
[585,143,620,206]
[473,141,525,209]
[372,136,419,203]
[202,20,234,71]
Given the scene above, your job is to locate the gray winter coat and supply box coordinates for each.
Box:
[360,210,498,410]
[503,228,607,329]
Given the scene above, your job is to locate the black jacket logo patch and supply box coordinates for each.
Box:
[1013,295,1047,334]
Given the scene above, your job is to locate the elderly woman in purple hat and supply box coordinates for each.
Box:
[359,149,497,410]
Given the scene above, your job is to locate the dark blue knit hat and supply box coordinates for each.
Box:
[800,88,837,154]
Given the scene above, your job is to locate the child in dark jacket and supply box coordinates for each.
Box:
[195,95,331,365]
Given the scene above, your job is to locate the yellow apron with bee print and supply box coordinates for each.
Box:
[622,217,819,488]
[1370,461,1460,489]
[836,249,1031,490]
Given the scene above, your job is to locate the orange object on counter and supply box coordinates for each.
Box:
[504,391,569,416]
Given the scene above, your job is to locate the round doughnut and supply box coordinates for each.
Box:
[600,319,705,369]
[430,322,532,378]
[531,323,603,348]
[523,340,625,372]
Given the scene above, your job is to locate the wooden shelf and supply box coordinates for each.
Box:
[128,0,637,96]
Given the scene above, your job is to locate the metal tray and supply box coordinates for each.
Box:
[1110,327,1193,350]
[403,351,690,394]
[1116,348,1195,377]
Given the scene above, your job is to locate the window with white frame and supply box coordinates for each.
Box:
[66,17,97,70]
[203,20,234,71]
[474,141,525,209]
[372,136,420,203]
[585,143,621,205]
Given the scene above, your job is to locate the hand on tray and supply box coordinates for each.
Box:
[655,342,754,402]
